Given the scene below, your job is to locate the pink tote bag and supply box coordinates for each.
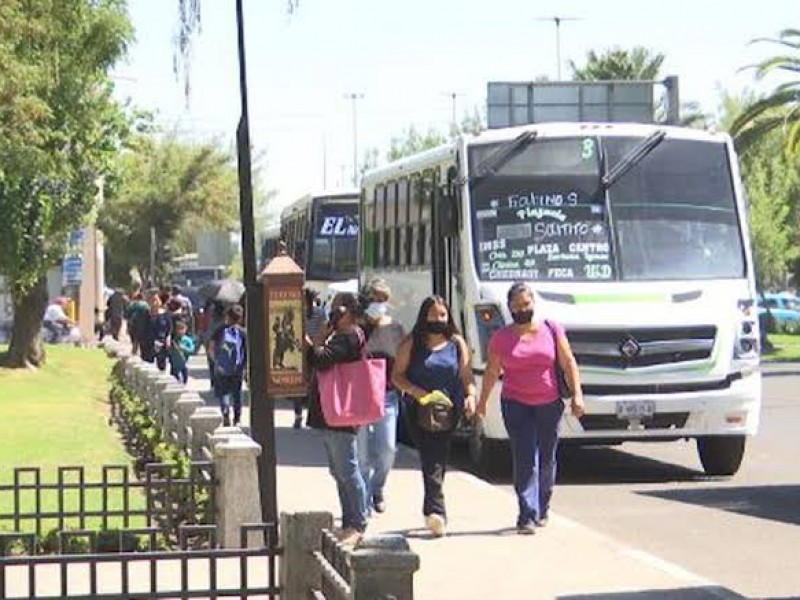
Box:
[317,349,386,427]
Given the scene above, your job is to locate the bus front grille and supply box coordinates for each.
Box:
[568,326,717,369]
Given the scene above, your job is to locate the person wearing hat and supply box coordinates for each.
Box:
[357,278,406,513]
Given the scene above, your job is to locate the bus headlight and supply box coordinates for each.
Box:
[474,303,504,362]
[735,299,759,359]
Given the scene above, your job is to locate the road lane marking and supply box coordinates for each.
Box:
[454,471,743,599]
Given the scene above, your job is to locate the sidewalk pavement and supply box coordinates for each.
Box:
[184,356,742,600]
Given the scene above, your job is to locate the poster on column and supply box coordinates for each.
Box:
[266,286,305,394]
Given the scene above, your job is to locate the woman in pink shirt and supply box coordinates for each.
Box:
[476,282,584,534]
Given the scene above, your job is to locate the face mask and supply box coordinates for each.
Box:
[425,321,449,335]
[365,302,388,320]
[511,309,534,325]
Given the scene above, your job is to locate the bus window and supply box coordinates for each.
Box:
[398,178,410,265]
[386,182,397,266]
[307,200,359,280]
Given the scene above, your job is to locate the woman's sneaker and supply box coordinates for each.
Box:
[333,528,362,545]
[425,514,447,537]
[372,494,386,513]
[516,522,537,535]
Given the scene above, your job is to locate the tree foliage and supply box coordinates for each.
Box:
[730,29,800,156]
[717,90,800,289]
[0,0,133,367]
[98,134,240,287]
[570,46,665,81]
[0,0,132,297]
[386,110,486,162]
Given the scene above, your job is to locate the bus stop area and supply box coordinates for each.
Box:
[186,359,740,600]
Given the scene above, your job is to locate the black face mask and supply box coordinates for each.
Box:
[424,321,450,335]
[511,309,534,325]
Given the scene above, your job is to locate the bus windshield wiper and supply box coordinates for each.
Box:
[601,130,666,191]
[470,131,538,184]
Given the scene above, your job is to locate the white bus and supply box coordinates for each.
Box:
[360,122,761,477]
[280,190,360,301]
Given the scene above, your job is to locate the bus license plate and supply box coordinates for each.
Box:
[616,400,655,420]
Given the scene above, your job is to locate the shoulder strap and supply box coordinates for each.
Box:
[544,320,559,363]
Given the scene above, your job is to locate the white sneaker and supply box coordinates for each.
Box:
[425,513,446,537]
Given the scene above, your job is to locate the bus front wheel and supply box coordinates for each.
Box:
[696,435,746,476]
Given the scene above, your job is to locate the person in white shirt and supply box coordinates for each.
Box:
[43,298,73,339]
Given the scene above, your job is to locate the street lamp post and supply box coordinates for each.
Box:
[234,0,277,526]
[536,16,580,80]
[344,92,363,186]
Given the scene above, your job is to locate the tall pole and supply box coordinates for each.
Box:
[235,0,277,526]
[344,93,363,187]
[322,133,328,188]
[555,17,562,80]
[149,226,156,287]
[537,16,580,80]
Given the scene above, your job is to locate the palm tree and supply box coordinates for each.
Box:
[570,46,665,81]
[731,29,800,155]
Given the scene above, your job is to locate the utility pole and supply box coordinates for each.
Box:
[234,0,277,526]
[322,133,328,188]
[343,92,364,187]
[443,91,464,132]
[149,226,156,287]
[536,16,581,80]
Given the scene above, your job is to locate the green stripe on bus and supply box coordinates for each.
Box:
[572,293,668,304]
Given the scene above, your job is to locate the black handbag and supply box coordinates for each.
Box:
[544,320,571,399]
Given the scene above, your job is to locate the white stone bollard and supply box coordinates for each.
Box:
[190,407,224,461]
[160,382,186,434]
[175,392,205,448]
[213,435,263,548]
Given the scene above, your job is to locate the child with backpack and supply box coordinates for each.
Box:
[168,320,196,384]
[209,304,247,426]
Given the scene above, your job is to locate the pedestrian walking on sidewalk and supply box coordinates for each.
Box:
[476,282,585,534]
[393,295,476,538]
[358,279,405,514]
[209,305,247,427]
[168,320,196,384]
[304,292,369,546]
[126,291,149,356]
[294,287,327,429]
[141,294,172,372]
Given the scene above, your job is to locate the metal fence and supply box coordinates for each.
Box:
[0,523,281,599]
[0,462,214,546]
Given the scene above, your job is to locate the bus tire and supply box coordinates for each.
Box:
[696,435,746,476]
[469,430,511,478]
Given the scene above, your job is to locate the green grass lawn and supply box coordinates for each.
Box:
[0,345,145,535]
[763,333,800,362]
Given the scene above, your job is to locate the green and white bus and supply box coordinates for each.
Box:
[360,122,761,476]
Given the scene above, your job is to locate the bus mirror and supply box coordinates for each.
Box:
[436,186,459,237]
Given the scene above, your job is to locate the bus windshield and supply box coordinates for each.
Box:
[469,136,745,282]
[307,200,359,280]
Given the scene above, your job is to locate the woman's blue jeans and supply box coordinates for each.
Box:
[323,429,369,532]
[357,390,399,502]
[501,398,564,526]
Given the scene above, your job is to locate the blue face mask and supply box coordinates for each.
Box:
[365,302,388,319]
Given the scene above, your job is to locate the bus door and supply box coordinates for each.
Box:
[432,167,464,330]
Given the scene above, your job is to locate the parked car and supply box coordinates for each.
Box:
[758,292,800,334]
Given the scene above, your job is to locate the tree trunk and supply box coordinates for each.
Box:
[2,277,48,368]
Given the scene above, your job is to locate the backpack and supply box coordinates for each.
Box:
[215,326,245,376]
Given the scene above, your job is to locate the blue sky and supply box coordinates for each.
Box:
[112,0,800,215]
